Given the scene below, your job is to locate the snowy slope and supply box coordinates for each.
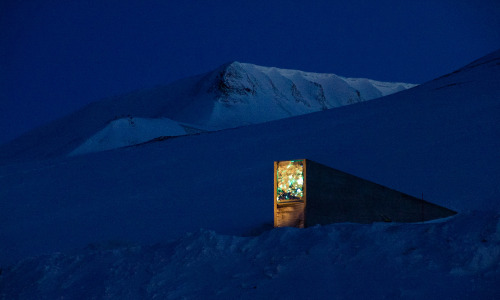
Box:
[0,62,415,161]
[0,50,499,298]
[69,117,204,156]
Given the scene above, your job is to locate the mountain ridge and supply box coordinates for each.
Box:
[0,62,416,162]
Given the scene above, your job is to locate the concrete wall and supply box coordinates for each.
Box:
[275,202,305,228]
[304,159,456,225]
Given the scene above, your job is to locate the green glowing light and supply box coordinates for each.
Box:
[277,160,304,202]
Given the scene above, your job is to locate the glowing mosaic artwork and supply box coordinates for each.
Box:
[276,160,304,202]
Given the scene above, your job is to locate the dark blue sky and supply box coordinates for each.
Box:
[1,0,499,144]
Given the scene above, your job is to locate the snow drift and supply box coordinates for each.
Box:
[1,212,499,299]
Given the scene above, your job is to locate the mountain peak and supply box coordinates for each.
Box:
[0,61,417,161]
[205,61,417,108]
[208,61,257,101]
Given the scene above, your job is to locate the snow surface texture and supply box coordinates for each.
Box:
[1,50,499,298]
[1,212,499,299]
[0,62,415,159]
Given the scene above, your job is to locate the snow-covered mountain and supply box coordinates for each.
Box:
[1,50,499,298]
[193,62,415,128]
[0,62,415,160]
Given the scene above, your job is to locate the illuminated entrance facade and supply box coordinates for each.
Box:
[274,160,307,228]
[274,159,456,228]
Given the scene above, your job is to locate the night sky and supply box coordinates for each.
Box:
[1,0,499,144]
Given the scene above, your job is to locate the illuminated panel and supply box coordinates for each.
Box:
[276,160,304,202]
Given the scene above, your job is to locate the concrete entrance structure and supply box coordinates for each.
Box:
[274,159,456,228]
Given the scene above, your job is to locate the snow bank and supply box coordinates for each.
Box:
[1,212,498,299]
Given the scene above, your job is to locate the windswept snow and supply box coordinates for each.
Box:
[1,212,499,299]
[0,50,499,298]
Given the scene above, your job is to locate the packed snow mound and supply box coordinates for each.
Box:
[1,212,498,299]
[0,62,416,162]
[69,117,204,155]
